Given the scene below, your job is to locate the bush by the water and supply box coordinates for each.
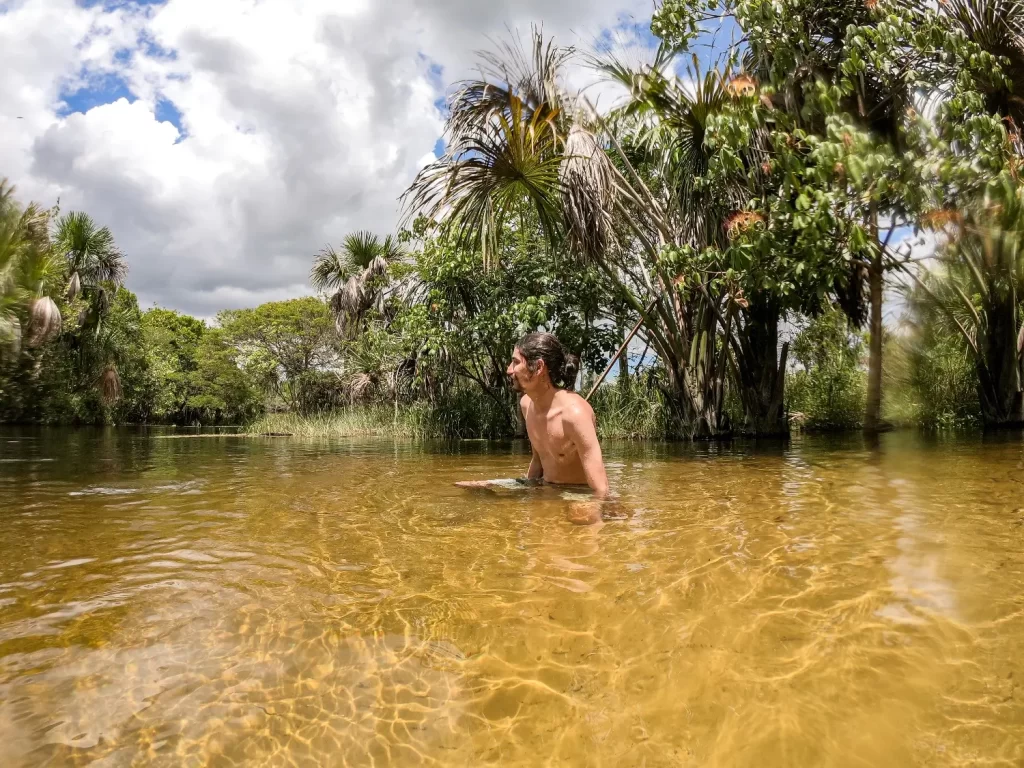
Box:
[588,376,670,440]
[885,331,982,429]
[787,311,867,431]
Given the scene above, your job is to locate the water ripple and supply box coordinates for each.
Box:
[0,431,1021,766]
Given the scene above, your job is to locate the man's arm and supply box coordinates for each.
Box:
[521,396,543,480]
[566,401,609,497]
[526,449,544,480]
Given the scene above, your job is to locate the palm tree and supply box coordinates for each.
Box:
[49,211,130,408]
[406,29,779,436]
[53,211,127,333]
[311,231,404,336]
[0,180,60,358]
[900,173,1024,426]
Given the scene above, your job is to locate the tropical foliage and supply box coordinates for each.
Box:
[2,0,1023,436]
[0,179,58,359]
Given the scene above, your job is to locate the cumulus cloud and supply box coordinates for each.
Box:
[0,0,652,318]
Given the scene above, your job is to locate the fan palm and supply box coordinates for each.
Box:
[900,173,1024,425]
[311,231,405,336]
[405,30,756,436]
[0,180,59,357]
[53,211,127,333]
[405,29,572,267]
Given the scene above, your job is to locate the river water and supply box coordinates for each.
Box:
[0,428,1022,766]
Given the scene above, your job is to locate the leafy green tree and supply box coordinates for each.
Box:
[141,308,206,421]
[219,297,339,412]
[788,309,866,430]
[185,328,264,423]
[391,214,618,431]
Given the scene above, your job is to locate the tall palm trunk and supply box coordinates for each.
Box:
[734,301,790,436]
[865,205,885,432]
[977,290,1024,426]
[617,320,630,386]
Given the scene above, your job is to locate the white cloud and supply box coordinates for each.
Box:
[0,0,651,318]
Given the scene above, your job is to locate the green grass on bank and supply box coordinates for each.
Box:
[246,358,993,441]
[590,381,671,440]
[247,392,516,440]
[249,407,458,439]
[248,382,674,441]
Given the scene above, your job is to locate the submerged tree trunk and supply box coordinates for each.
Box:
[864,249,885,433]
[977,291,1024,426]
[733,302,789,436]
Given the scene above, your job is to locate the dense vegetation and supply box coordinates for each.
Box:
[1,0,1022,438]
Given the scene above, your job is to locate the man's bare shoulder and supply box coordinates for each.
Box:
[519,394,533,412]
[555,390,595,424]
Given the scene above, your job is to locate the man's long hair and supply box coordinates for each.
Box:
[516,332,579,390]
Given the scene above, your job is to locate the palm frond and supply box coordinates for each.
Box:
[342,231,386,270]
[405,94,565,266]
[945,0,1024,55]
[98,365,122,404]
[311,244,349,293]
[363,255,389,282]
[347,371,376,401]
[67,270,81,301]
[330,276,367,336]
[903,172,1024,357]
[54,211,127,289]
[0,178,57,357]
[26,297,62,347]
[378,234,407,262]
[91,240,128,286]
[0,313,22,357]
[447,26,573,142]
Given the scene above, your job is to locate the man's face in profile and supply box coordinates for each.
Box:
[507,348,534,393]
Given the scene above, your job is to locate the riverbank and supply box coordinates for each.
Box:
[247,408,451,439]
[247,385,672,441]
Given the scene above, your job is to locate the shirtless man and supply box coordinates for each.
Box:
[507,332,609,497]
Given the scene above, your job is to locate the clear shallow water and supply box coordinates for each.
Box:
[1,428,1023,767]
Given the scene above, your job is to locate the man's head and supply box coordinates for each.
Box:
[507,332,579,394]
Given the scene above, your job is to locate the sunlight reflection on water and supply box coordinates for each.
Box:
[0,428,1022,766]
